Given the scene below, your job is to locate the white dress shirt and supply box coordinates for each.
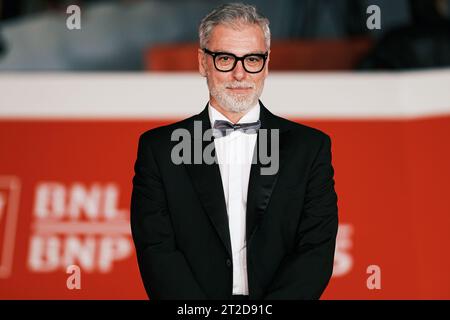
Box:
[208,102,260,295]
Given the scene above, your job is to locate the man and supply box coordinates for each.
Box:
[131,3,338,300]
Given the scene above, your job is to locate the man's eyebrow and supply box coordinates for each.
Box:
[213,49,267,55]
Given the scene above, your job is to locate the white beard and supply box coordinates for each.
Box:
[207,78,264,113]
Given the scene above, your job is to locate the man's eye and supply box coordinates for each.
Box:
[218,56,231,62]
[247,56,261,63]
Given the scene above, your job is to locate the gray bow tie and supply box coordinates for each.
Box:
[213,119,261,138]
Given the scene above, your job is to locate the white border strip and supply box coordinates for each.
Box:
[1,70,450,119]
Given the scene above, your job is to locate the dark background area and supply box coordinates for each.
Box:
[0,0,449,71]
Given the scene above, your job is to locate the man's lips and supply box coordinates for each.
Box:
[227,87,253,92]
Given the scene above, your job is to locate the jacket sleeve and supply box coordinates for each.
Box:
[263,133,338,300]
[130,133,207,300]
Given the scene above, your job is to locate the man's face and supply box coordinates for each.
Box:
[198,23,269,114]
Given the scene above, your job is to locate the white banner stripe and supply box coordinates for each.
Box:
[1,70,450,119]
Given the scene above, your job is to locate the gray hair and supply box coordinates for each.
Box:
[199,3,271,51]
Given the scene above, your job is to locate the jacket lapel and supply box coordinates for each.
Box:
[184,105,232,257]
[246,101,291,246]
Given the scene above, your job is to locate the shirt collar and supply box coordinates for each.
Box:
[208,101,260,128]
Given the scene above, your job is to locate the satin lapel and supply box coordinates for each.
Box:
[183,105,232,257]
[246,101,291,246]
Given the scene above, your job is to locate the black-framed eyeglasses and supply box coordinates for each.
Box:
[203,48,268,73]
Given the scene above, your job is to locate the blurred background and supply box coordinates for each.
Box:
[0,0,449,299]
[1,0,450,71]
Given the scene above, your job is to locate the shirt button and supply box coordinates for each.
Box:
[226,259,232,267]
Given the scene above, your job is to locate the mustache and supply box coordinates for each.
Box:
[225,82,255,89]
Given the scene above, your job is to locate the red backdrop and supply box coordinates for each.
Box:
[1,116,449,299]
[1,72,449,299]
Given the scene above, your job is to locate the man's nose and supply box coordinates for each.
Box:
[231,60,246,81]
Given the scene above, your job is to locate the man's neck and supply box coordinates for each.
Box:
[210,101,252,124]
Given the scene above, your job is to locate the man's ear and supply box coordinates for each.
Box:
[198,49,206,77]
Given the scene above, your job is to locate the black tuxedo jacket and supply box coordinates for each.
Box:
[130,101,338,300]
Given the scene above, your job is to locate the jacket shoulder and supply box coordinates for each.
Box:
[138,115,196,146]
[277,115,331,145]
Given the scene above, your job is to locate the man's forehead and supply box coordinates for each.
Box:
[208,23,266,54]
